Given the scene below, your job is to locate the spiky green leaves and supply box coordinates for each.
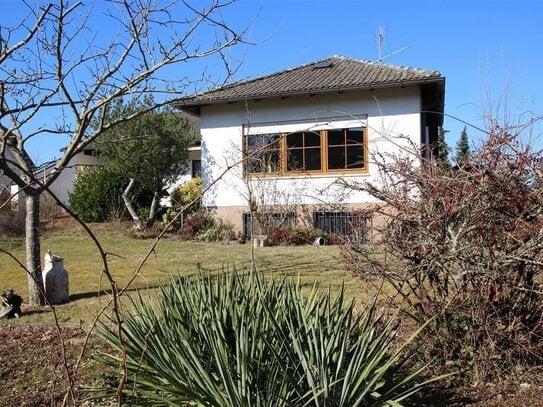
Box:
[95,271,440,406]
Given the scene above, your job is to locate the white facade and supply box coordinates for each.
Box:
[0,149,24,233]
[161,146,201,207]
[45,150,104,205]
[200,86,422,216]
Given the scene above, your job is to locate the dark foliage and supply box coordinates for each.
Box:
[266,225,342,246]
[177,210,235,242]
[69,166,153,222]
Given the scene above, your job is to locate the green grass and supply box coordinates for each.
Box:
[0,221,370,326]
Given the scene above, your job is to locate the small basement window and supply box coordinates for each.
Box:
[313,211,371,244]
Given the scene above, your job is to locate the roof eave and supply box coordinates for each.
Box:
[175,77,445,114]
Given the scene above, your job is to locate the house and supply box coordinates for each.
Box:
[39,111,201,210]
[40,147,105,206]
[0,148,25,234]
[176,55,445,241]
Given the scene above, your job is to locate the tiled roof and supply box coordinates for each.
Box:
[175,55,443,109]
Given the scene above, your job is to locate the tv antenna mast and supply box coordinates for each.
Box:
[377,26,408,63]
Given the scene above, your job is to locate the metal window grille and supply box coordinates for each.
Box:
[313,211,371,244]
[243,212,296,238]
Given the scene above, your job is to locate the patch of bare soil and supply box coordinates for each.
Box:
[0,325,107,407]
[412,379,543,406]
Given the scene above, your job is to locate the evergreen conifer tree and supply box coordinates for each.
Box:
[435,127,451,167]
[455,126,471,164]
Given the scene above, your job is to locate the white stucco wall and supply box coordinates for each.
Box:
[199,86,422,210]
[161,147,201,207]
[46,151,104,204]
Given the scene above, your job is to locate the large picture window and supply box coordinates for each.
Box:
[246,133,281,173]
[327,128,365,170]
[286,131,322,171]
[245,127,366,175]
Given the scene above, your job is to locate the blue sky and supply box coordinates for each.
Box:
[225,0,543,151]
[2,0,542,163]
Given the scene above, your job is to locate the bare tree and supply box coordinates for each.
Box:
[0,0,247,305]
[341,122,543,380]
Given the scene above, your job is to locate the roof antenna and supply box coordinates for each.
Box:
[377,26,385,63]
[377,26,408,63]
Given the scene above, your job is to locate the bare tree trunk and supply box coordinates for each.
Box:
[145,191,160,228]
[25,191,45,306]
[122,178,144,230]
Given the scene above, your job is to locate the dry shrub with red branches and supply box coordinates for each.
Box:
[343,127,543,382]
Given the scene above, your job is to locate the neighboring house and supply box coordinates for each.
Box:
[41,111,201,209]
[40,147,105,206]
[0,148,24,234]
[175,55,445,241]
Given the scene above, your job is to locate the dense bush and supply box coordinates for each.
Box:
[177,210,213,238]
[267,225,341,245]
[95,270,442,406]
[0,190,23,235]
[158,177,203,231]
[69,166,152,222]
[171,176,201,214]
[196,218,236,242]
[177,210,235,242]
[69,166,124,222]
[344,131,543,381]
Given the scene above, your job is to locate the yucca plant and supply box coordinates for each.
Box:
[94,270,445,406]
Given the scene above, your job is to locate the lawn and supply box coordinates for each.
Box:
[0,220,370,326]
[0,221,376,405]
[2,221,543,406]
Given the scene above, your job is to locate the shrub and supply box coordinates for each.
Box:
[69,166,124,222]
[196,218,235,242]
[171,177,201,215]
[156,207,181,231]
[177,210,214,239]
[178,210,235,242]
[343,131,543,381]
[267,225,341,245]
[95,270,444,406]
[69,166,153,222]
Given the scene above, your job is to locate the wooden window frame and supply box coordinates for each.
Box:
[244,127,368,176]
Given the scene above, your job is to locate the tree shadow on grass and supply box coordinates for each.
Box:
[17,285,165,318]
[68,284,163,302]
[67,270,212,303]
